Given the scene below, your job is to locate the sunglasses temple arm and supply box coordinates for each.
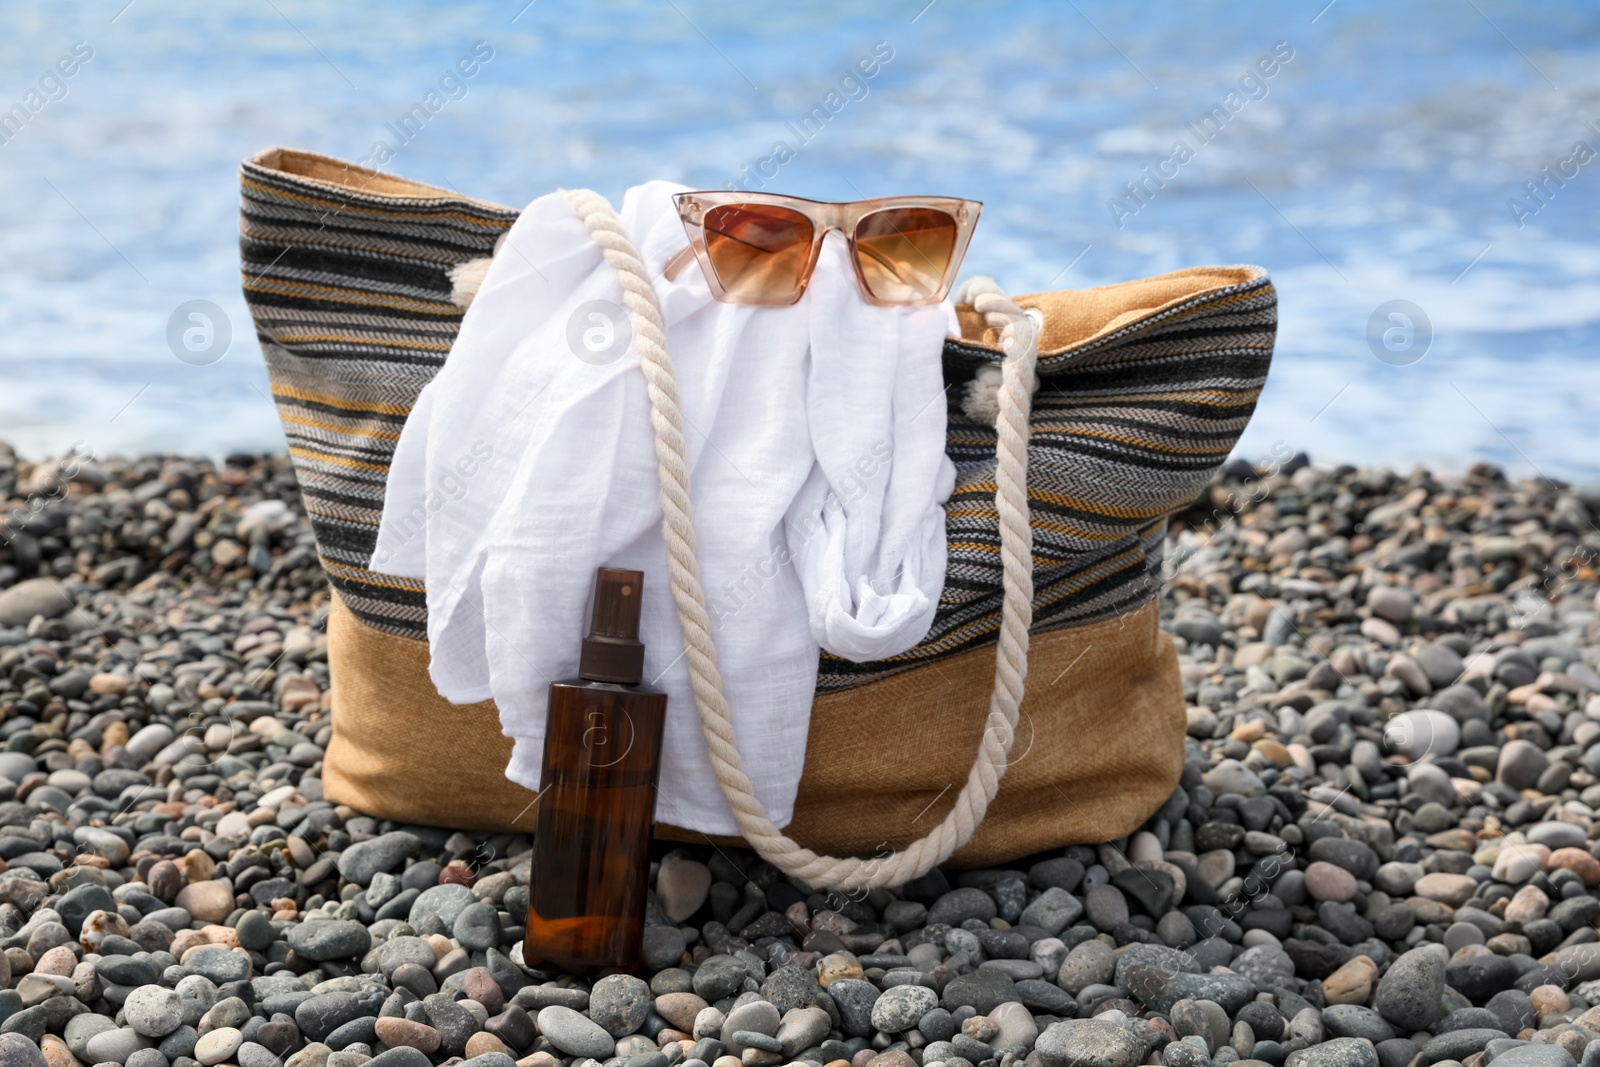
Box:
[855,240,918,284]
[662,245,695,282]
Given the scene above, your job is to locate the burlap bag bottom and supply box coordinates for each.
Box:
[324,592,1183,867]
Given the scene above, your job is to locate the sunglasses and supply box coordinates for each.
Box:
[661,191,982,307]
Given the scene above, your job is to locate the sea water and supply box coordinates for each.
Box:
[0,0,1595,477]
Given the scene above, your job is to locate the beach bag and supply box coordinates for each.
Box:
[239,148,1276,869]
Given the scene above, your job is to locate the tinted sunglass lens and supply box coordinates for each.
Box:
[702,204,815,304]
[853,208,959,303]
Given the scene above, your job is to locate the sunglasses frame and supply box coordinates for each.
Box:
[666,191,982,307]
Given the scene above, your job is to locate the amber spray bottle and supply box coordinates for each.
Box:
[524,567,669,974]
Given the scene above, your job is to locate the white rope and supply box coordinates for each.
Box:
[561,189,1037,890]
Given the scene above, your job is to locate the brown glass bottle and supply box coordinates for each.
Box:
[524,567,668,975]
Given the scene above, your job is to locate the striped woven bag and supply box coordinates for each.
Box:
[239,148,1275,864]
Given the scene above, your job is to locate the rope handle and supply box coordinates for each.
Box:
[561,189,1038,890]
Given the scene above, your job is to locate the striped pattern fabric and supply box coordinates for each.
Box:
[239,150,517,635]
[238,150,1275,694]
[818,275,1276,691]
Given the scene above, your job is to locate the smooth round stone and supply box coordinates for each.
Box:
[830,979,882,1037]
[873,986,939,1034]
[1014,978,1075,1016]
[420,995,478,1055]
[919,1007,957,1043]
[1018,888,1084,936]
[181,946,251,984]
[387,964,435,1002]
[33,945,77,978]
[1164,1040,1209,1067]
[235,912,275,952]
[86,1027,152,1065]
[927,888,998,927]
[1407,763,1455,806]
[691,956,749,1001]
[1526,822,1586,850]
[1057,941,1116,995]
[1504,885,1550,924]
[641,925,686,970]
[1497,740,1549,790]
[453,902,501,952]
[1383,710,1459,759]
[989,1002,1038,1049]
[240,1043,287,1067]
[1034,1018,1146,1067]
[1443,922,1486,954]
[1303,862,1358,903]
[656,858,712,923]
[615,1035,656,1058]
[589,974,651,1038]
[1373,947,1445,1032]
[1031,937,1069,976]
[376,937,438,976]
[366,1048,432,1067]
[202,998,252,1034]
[1229,945,1294,991]
[1202,760,1265,798]
[1493,845,1548,885]
[174,883,233,924]
[46,769,92,794]
[173,976,218,1027]
[295,993,368,1043]
[1322,1006,1395,1044]
[373,1019,441,1053]
[65,1015,119,1059]
[1323,956,1379,1006]
[775,1005,830,1055]
[719,999,780,1051]
[1083,885,1129,931]
[0,1033,48,1067]
[125,986,184,1038]
[287,919,371,961]
[692,1007,725,1040]
[979,959,1044,981]
[1489,1044,1579,1067]
[536,1006,615,1059]
[409,884,476,930]
[124,724,176,762]
[1420,1030,1513,1063]
[1367,586,1414,623]
[335,830,419,887]
[195,1027,244,1066]
[1413,873,1477,907]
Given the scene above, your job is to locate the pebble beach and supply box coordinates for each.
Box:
[0,442,1598,1067]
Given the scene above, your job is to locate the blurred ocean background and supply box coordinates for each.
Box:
[1,0,1595,477]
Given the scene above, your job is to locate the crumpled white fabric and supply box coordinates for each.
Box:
[372,180,956,835]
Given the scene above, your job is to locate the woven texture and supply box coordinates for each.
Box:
[821,271,1277,690]
[240,149,516,637]
[326,590,1181,863]
[239,150,1276,692]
